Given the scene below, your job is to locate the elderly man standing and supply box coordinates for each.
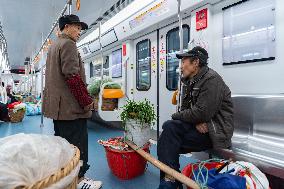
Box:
[157,46,234,189]
[43,14,102,189]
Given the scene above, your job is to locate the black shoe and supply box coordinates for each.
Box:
[158,180,180,189]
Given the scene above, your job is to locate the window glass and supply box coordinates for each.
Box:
[222,0,275,65]
[90,62,93,78]
[103,56,109,76]
[166,26,190,91]
[92,56,110,78]
[112,49,122,78]
[93,64,102,78]
[136,39,151,91]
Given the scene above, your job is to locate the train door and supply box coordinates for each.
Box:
[133,31,158,130]
[158,20,191,132]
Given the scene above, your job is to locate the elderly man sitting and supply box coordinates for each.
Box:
[157,46,234,189]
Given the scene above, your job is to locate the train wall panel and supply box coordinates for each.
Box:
[189,0,283,94]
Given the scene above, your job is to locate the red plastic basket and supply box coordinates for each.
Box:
[104,143,150,180]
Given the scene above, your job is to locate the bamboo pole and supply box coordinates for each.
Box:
[125,141,200,189]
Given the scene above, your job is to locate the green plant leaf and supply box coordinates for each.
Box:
[120,99,157,128]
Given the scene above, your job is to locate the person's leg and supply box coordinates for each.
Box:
[158,120,192,177]
[53,119,89,178]
[157,120,212,189]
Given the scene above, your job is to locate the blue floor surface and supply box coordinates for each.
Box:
[0,116,197,189]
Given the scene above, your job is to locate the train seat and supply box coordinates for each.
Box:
[211,95,284,179]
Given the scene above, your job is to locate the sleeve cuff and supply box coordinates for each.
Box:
[65,74,93,108]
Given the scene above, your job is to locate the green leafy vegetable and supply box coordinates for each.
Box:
[120,99,156,128]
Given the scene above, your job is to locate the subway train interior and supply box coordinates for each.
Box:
[0,0,283,188]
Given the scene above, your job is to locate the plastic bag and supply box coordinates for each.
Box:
[25,103,41,116]
[192,168,246,189]
[0,134,79,189]
[219,161,269,189]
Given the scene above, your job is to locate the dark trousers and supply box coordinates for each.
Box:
[0,102,9,121]
[53,118,89,178]
[157,120,212,180]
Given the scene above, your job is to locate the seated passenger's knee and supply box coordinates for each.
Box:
[162,120,178,131]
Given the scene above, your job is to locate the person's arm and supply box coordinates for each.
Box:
[60,40,93,110]
[172,77,223,124]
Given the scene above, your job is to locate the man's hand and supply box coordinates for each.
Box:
[196,123,208,134]
[84,102,94,112]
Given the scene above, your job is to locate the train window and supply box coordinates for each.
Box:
[91,56,109,78]
[222,0,276,65]
[90,62,94,78]
[103,56,110,76]
[166,25,190,91]
[93,64,102,77]
[112,49,122,78]
[136,39,151,91]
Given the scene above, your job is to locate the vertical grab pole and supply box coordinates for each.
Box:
[99,22,103,82]
[68,0,72,15]
[98,21,103,116]
[40,33,44,129]
[177,0,183,112]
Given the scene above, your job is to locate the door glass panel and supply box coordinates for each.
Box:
[112,49,122,78]
[103,56,109,76]
[92,56,109,78]
[136,39,151,91]
[166,26,190,91]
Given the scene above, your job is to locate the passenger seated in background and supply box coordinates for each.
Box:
[6,85,17,104]
[0,82,9,122]
[157,46,234,189]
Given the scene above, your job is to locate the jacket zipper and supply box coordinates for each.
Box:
[211,119,217,133]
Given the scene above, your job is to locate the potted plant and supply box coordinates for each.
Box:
[87,77,112,97]
[120,99,156,147]
[87,77,122,111]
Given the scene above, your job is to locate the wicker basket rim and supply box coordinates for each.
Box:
[18,145,80,189]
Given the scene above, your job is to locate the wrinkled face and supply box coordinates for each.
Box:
[181,57,199,78]
[64,24,82,41]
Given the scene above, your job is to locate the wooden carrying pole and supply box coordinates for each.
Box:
[125,141,200,189]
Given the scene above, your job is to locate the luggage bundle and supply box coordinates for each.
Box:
[182,159,270,189]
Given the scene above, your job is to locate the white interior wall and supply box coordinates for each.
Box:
[204,0,284,94]
[84,61,91,84]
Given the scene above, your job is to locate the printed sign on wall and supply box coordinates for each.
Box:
[196,8,208,31]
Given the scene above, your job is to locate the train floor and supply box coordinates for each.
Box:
[0,115,197,189]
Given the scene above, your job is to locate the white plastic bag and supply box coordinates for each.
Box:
[220,161,269,189]
[0,133,79,189]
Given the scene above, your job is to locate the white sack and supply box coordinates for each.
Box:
[0,133,79,189]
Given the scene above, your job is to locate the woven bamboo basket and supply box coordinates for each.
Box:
[15,146,80,189]
[93,96,118,111]
[9,109,26,123]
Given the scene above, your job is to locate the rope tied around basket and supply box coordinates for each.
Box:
[191,158,229,189]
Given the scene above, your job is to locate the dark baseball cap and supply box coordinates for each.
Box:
[59,14,88,31]
[176,46,208,60]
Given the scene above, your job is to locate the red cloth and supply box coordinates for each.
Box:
[65,74,93,108]
[7,102,21,109]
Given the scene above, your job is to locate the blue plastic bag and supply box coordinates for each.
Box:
[192,168,246,189]
[25,103,41,116]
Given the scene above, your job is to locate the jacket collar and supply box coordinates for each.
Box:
[192,66,209,82]
[59,33,76,42]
